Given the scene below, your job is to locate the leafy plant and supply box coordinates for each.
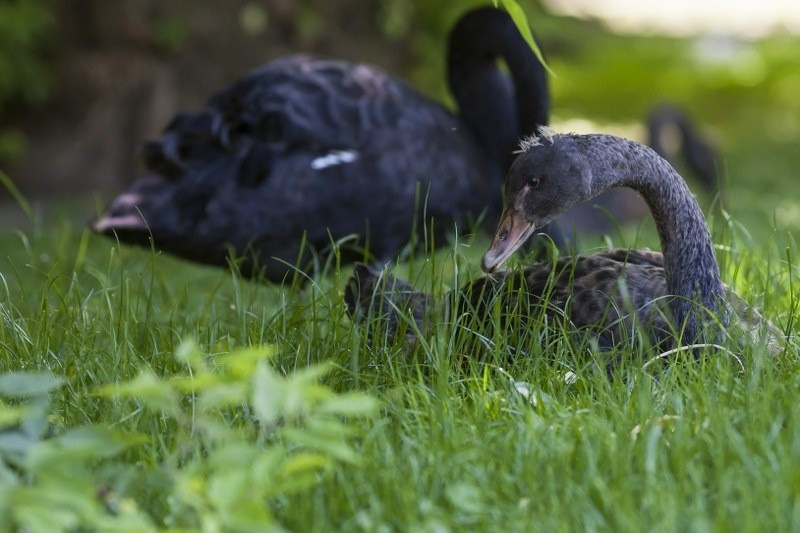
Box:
[0,372,152,530]
[0,341,378,530]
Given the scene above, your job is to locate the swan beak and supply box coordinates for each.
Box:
[91,192,149,234]
[481,208,535,273]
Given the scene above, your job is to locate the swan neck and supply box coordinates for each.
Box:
[447,10,549,173]
[587,135,727,342]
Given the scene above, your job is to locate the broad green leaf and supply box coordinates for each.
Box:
[0,372,63,397]
[192,418,239,442]
[20,397,50,441]
[291,362,333,385]
[92,507,157,532]
[28,426,147,471]
[169,373,226,393]
[56,426,147,455]
[10,484,100,530]
[267,469,321,496]
[209,442,260,469]
[0,460,18,484]
[197,382,249,409]
[281,427,359,464]
[304,416,354,439]
[0,431,34,460]
[500,0,555,77]
[218,344,276,377]
[280,366,336,418]
[250,446,287,481]
[171,470,208,511]
[207,469,252,511]
[317,392,380,416]
[0,404,27,426]
[175,339,209,373]
[276,452,331,477]
[218,499,275,532]
[96,371,180,416]
[14,503,84,532]
[250,361,285,425]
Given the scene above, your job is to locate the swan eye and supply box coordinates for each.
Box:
[527,177,541,189]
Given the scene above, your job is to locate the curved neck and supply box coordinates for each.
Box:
[579,134,727,343]
[447,8,549,174]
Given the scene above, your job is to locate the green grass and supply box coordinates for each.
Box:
[0,203,797,530]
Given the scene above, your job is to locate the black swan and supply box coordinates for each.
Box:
[647,103,719,193]
[346,130,772,354]
[92,6,549,282]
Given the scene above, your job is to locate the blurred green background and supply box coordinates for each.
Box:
[1,0,798,239]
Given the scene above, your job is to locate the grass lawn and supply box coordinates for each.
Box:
[0,196,797,530]
[2,7,800,531]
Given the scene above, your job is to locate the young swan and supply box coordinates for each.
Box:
[347,130,775,354]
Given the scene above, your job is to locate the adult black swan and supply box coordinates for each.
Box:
[647,103,719,193]
[346,130,774,356]
[92,6,549,282]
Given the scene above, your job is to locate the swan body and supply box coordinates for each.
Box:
[347,131,741,351]
[92,7,548,282]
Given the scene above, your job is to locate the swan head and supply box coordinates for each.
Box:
[482,130,594,273]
